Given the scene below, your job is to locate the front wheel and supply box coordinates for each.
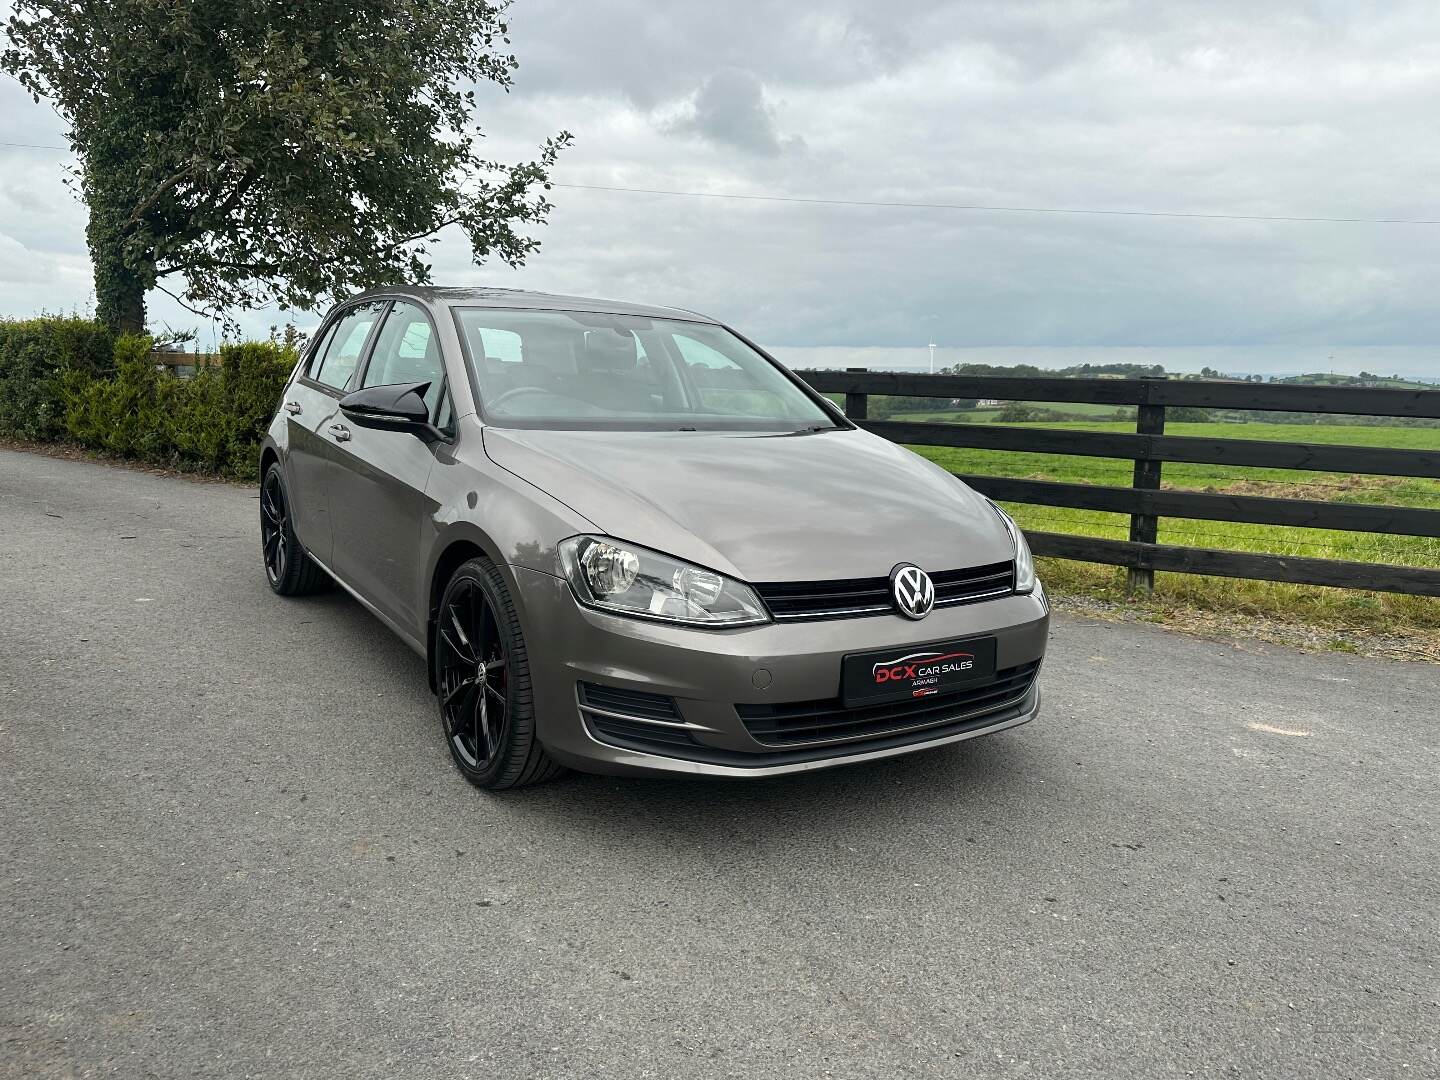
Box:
[434,558,563,790]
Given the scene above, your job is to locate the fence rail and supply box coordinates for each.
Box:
[151,350,211,373]
[796,370,1440,597]
[804,369,1440,418]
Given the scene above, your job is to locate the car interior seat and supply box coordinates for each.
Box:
[572,329,658,413]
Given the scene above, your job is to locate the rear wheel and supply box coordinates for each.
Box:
[260,464,329,596]
[435,558,562,790]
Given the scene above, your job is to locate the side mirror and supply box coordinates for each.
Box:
[339,381,440,442]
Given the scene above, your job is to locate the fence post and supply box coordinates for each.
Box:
[1126,376,1167,593]
[844,367,869,420]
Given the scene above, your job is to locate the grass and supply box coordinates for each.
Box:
[898,419,1440,641]
[1034,558,1440,639]
[894,415,1440,454]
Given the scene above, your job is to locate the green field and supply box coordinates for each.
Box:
[893,419,1440,633]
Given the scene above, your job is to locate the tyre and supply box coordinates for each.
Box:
[434,557,563,790]
[260,463,330,596]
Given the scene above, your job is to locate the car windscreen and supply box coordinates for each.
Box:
[452,308,837,431]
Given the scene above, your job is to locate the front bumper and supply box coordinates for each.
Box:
[511,566,1050,778]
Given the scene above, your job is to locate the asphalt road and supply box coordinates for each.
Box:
[2,446,1437,1079]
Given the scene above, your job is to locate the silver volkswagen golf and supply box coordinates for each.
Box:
[259,287,1048,789]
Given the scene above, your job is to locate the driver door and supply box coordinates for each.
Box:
[326,300,451,637]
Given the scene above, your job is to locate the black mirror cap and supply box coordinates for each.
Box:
[339,381,440,441]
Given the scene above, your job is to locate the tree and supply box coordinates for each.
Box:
[1167,406,1213,422]
[867,394,975,420]
[995,403,1038,423]
[3,0,569,332]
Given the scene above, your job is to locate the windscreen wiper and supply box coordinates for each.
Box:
[773,423,840,437]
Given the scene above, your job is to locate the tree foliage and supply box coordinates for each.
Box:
[3,0,570,331]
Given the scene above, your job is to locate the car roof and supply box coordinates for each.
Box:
[355,285,718,324]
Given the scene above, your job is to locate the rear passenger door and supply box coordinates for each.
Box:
[283,301,385,565]
[327,300,452,638]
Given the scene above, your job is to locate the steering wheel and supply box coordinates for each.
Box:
[487,385,599,413]
[487,386,558,410]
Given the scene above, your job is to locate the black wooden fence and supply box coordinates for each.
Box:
[797,370,1440,597]
[152,351,211,375]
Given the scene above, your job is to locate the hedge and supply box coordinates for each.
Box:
[1,316,296,481]
[0,316,115,440]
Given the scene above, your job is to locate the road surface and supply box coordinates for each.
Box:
[2,447,1436,1078]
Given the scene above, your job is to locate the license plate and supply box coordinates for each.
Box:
[841,637,998,707]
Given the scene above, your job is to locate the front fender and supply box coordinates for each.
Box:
[417,429,599,683]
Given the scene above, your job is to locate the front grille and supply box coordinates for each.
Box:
[737,661,1040,747]
[754,561,1014,621]
[578,682,701,754]
[932,563,1015,604]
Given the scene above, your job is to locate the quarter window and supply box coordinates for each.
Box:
[435,389,456,436]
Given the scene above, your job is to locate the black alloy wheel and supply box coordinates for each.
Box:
[437,576,509,769]
[260,470,290,584]
[260,464,329,596]
[435,558,561,790]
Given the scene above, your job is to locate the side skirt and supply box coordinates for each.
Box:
[305,552,429,661]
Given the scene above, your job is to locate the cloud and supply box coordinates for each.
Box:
[667,68,800,156]
[2,0,1439,368]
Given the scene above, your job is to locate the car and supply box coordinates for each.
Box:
[258,286,1049,789]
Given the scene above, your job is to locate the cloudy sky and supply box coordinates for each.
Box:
[3,0,1439,375]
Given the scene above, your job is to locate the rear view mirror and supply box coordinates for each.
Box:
[339,381,440,441]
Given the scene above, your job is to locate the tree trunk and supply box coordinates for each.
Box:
[88,219,148,335]
[84,164,150,335]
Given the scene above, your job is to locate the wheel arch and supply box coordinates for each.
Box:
[425,530,498,691]
[419,467,590,693]
[259,442,280,482]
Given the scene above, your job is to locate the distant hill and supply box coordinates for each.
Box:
[927,364,1433,390]
[937,362,1167,379]
[1271,372,1433,390]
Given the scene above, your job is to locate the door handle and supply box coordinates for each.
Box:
[284,401,302,416]
[328,423,351,442]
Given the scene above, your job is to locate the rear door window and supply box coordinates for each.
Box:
[312,302,383,392]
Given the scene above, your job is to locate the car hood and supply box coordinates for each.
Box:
[482,426,1014,582]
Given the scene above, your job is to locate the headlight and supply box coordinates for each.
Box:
[991,505,1037,594]
[559,536,770,628]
